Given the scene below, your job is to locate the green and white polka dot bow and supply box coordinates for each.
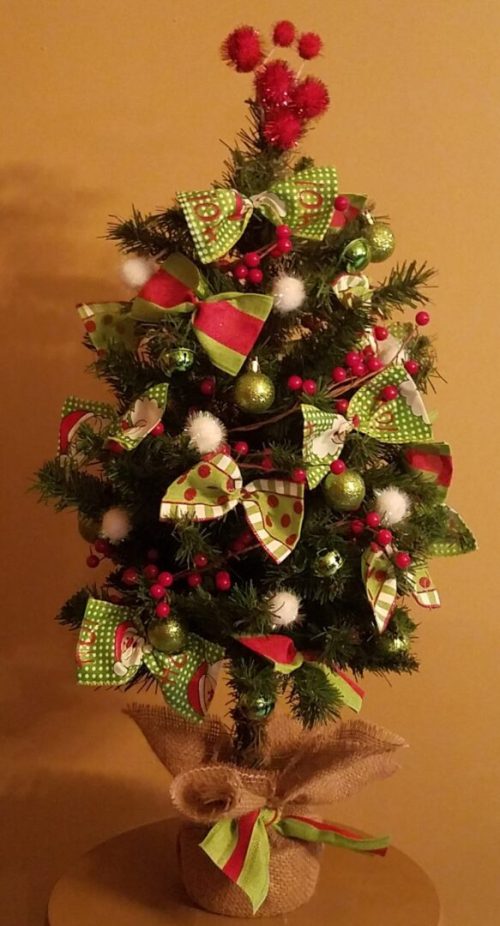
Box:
[76,598,224,723]
[177,166,338,263]
[160,453,305,564]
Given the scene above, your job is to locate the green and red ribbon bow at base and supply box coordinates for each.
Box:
[201,808,388,914]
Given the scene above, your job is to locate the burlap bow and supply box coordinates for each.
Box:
[177,167,338,263]
[160,452,305,563]
[127,705,406,913]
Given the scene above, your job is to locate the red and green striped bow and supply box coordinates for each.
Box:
[76,598,224,723]
[201,808,389,913]
[160,452,305,564]
[177,166,338,263]
[130,253,272,376]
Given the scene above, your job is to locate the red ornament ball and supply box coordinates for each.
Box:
[293,77,330,119]
[287,374,303,391]
[187,571,203,588]
[365,511,381,529]
[199,377,215,397]
[248,267,263,285]
[276,224,291,239]
[215,570,232,591]
[273,19,296,46]
[244,251,261,268]
[193,552,209,569]
[335,398,349,415]
[222,26,263,72]
[302,378,317,395]
[381,384,399,402]
[150,422,164,436]
[367,356,384,373]
[149,583,165,600]
[158,570,174,587]
[334,195,350,212]
[404,359,420,376]
[331,366,347,383]
[263,111,303,150]
[143,563,159,581]
[233,440,249,455]
[394,551,412,569]
[291,467,307,484]
[155,601,171,619]
[330,459,346,475]
[350,519,365,536]
[86,554,100,568]
[255,60,296,108]
[376,529,393,546]
[373,325,389,341]
[415,311,430,326]
[234,263,248,281]
[297,31,323,59]
[122,567,139,586]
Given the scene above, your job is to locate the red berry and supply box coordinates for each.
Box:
[415,311,430,326]
[351,361,367,378]
[276,224,291,239]
[270,245,283,258]
[150,422,164,436]
[363,345,375,358]
[261,455,274,471]
[394,551,412,569]
[122,567,139,586]
[143,563,159,581]
[367,357,384,373]
[193,552,209,569]
[302,378,317,395]
[381,384,399,402]
[147,548,159,561]
[331,366,347,383]
[155,602,171,619]
[350,519,365,536]
[230,537,247,554]
[335,399,349,415]
[334,195,350,212]
[273,20,296,46]
[149,583,165,600]
[376,529,393,546]
[365,511,381,529]
[248,267,263,285]
[277,238,293,255]
[291,467,307,484]
[187,572,203,588]
[94,538,111,555]
[200,377,215,397]
[370,541,381,553]
[404,359,420,376]
[241,530,254,546]
[244,251,261,268]
[287,374,303,391]
[215,570,232,591]
[373,325,389,341]
[158,570,174,587]
[233,440,249,455]
[86,554,100,568]
[330,459,346,475]
[298,31,323,60]
[234,263,248,281]
[345,351,361,368]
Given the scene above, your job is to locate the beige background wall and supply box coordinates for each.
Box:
[1,1,498,924]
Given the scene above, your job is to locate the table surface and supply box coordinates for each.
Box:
[47,818,441,925]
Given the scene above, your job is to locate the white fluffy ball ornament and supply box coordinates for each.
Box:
[374,487,411,526]
[186,411,227,455]
[120,256,156,289]
[272,275,306,313]
[268,590,302,628]
[100,507,132,543]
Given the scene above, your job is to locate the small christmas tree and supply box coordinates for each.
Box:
[36,21,476,916]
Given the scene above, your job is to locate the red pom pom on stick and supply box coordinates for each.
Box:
[297,32,323,59]
[222,26,263,72]
[255,60,296,108]
[273,20,296,46]
[263,111,303,149]
[293,77,330,119]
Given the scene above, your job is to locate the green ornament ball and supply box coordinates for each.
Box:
[78,512,101,543]
[246,695,275,719]
[366,223,395,263]
[323,470,366,512]
[159,347,195,373]
[147,618,188,654]
[314,549,345,577]
[342,238,372,273]
[234,370,275,414]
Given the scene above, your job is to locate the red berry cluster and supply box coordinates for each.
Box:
[349,516,412,569]
[233,225,293,286]
[85,537,114,569]
[287,374,317,395]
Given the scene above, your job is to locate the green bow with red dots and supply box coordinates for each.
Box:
[160,452,305,564]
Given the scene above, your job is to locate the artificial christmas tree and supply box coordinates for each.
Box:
[36,20,476,917]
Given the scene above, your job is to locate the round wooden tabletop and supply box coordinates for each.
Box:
[47,818,440,925]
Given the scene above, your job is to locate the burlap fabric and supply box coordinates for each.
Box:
[126,705,406,917]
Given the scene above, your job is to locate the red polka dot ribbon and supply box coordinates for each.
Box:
[160,453,305,564]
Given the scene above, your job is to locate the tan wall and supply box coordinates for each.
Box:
[1,1,498,924]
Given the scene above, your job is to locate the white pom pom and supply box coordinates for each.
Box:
[269,590,301,628]
[101,507,132,543]
[374,487,411,526]
[120,257,156,289]
[272,275,306,313]
[186,412,226,455]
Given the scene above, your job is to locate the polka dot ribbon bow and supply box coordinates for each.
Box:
[177,166,338,264]
[160,453,305,564]
[76,598,224,724]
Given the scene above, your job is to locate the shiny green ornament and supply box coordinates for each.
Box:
[78,512,100,543]
[341,238,372,273]
[314,549,344,577]
[366,223,395,263]
[159,347,195,373]
[147,618,188,654]
[323,470,366,512]
[234,364,275,414]
[246,695,275,719]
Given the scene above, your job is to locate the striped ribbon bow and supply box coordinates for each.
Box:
[160,452,304,563]
[177,166,338,263]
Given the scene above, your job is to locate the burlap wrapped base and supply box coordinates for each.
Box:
[178,821,322,917]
